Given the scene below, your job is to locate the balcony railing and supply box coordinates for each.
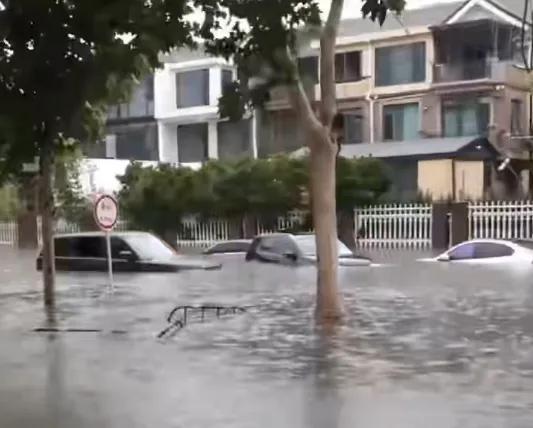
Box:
[433,60,490,83]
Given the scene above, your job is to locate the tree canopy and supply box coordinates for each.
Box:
[0,0,194,175]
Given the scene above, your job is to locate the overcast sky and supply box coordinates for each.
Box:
[318,0,460,18]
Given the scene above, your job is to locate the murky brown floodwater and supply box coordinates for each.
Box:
[1,246,533,427]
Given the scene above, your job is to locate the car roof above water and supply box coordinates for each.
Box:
[53,231,151,239]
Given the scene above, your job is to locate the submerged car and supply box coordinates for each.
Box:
[245,233,371,267]
[36,231,221,272]
[426,239,533,264]
[203,239,252,256]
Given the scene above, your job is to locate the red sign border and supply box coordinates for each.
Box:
[93,194,119,231]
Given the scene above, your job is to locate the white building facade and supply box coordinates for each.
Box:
[155,49,258,167]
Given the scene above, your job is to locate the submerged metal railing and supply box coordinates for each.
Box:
[157,304,252,338]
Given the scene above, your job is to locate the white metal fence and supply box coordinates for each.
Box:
[177,218,232,249]
[5,201,533,250]
[355,204,433,249]
[469,201,533,240]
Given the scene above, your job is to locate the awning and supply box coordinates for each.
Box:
[339,136,501,160]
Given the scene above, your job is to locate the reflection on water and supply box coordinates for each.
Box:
[1,247,533,427]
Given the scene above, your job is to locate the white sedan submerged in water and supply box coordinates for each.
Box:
[423,239,533,264]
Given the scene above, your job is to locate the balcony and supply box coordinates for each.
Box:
[433,60,490,83]
[433,60,528,87]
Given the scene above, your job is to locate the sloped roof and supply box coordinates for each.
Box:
[338,2,464,38]
[339,136,499,159]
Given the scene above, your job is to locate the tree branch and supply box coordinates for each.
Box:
[320,0,344,129]
[283,47,323,142]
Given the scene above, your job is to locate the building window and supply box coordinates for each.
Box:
[375,42,426,86]
[115,124,159,161]
[177,123,208,162]
[342,110,363,144]
[221,69,233,96]
[511,99,523,135]
[176,69,209,108]
[442,101,489,137]
[298,56,319,84]
[335,51,361,83]
[383,103,420,141]
[218,119,251,160]
[107,76,154,119]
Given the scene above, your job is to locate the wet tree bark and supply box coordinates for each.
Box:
[310,138,343,320]
[286,0,345,323]
[40,139,56,307]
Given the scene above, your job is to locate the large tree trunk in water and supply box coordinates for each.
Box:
[40,142,56,307]
[310,140,343,321]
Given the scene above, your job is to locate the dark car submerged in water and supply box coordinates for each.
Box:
[246,233,371,267]
[36,232,221,272]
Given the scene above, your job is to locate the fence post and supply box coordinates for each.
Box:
[431,203,449,249]
[450,202,469,246]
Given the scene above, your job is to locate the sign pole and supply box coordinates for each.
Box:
[94,194,119,293]
[105,230,114,291]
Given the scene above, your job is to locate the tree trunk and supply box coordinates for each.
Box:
[40,141,56,307]
[310,140,343,321]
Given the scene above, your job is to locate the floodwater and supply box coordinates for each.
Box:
[1,247,533,428]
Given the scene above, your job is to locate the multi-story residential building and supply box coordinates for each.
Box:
[268,0,532,201]
[155,48,257,167]
[83,0,532,201]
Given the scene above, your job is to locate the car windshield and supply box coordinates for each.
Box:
[514,240,533,251]
[293,235,352,257]
[123,234,176,260]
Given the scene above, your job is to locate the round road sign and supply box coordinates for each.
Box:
[94,194,119,231]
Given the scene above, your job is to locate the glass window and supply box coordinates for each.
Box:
[67,237,106,259]
[383,103,419,141]
[376,42,426,86]
[111,237,135,259]
[206,241,251,254]
[221,69,233,96]
[298,56,319,84]
[176,69,209,108]
[115,124,159,161]
[447,243,475,260]
[343,110,363,144]
[443,102,489,137]
[293,235,352,257]
[177,123,208,163]
[335,51,361,83]
[473,243,514,259]
[218,119,252,160]
[258,236,295,255]
[123,234,175,261]
[107,76,154,119]
[54,238,72,257]
[511,100,522,136]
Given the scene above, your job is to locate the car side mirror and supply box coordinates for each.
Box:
[118,250,135,261]
[437,254,450,262]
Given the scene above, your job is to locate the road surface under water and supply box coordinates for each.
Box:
[1,247,533,427]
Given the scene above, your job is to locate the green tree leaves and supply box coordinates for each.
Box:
[118,155,390,234]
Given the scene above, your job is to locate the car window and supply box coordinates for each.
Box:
[206,241,250,254]
[258,236,296,255]
[54,238,72,257]
[111,237,134,259]
[123,234,175,260]
[292,235,352,257]
[448,243,475,260]
[68,237,106,258]
[473,242,514,259]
